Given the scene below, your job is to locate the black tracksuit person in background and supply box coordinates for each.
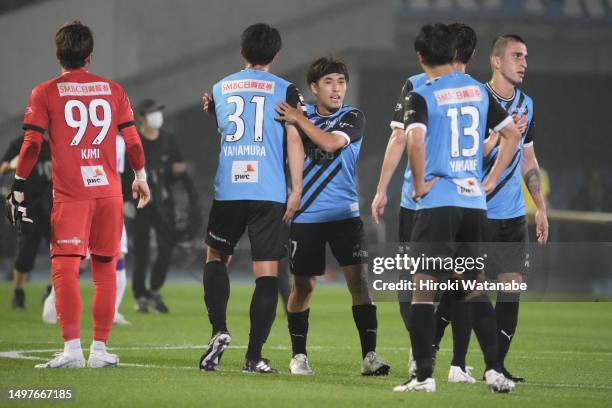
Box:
[130,99,186,313]
[1,134,52,309]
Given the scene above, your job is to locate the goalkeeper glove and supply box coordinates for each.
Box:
[6,178,34,228]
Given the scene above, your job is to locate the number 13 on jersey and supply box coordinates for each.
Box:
[446,106,480,158]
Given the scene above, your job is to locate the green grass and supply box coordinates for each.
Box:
[1,282,611,407]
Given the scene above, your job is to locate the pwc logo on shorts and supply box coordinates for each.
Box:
[80,165,109,187]
[231,161,258,183]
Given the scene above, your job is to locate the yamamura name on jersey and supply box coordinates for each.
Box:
[222,144,267,157]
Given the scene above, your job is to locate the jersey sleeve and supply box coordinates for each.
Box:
[403,92,428,133]
[390,79,413,129]
[22,85,49,134]
[523,115,535,146]
[285,84,306,110]
[486,90,513,132]
[329,110,365,145]
[115,84,136,131]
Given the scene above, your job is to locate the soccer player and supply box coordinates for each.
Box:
[482,34,548,382]
[390,24,520,393]
[275,57,390,376]
[199,23,304,374]
[6,21,150,368]
[41,135,132,326]
[371,23,486,383]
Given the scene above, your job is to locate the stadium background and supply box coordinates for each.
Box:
[0,1,611,406]
[1,0,610,293]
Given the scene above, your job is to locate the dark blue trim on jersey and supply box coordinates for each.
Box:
[486,149,521,201]
[295,162,343,217]
[303,160,318,178]
[302,154,341,195]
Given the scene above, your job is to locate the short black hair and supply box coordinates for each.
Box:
[240,23,281,66]
[414,23,455,67]
[55,20,93,69]
[490,34,526,57]
[306,57,349,85]
[448,23,477,64]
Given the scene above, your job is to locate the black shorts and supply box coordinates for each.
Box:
[15,206,51,273]
[485,216,529,279]
[205,200,288,261]
[399,207,416,242]
[290,217,367,276]
[410,206,487,277]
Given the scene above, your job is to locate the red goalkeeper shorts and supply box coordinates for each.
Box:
[50,196,123,257]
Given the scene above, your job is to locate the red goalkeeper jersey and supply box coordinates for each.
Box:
[19,68,143,202]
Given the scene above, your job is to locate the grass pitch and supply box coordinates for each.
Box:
[1,282,611,407]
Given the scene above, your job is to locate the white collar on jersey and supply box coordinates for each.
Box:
[486,82,516,102]
[315,105,343,118]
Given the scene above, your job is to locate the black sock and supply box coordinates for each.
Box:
[408,304,435,381]
[469,294,500,372]
[450,299,471,370]
[287,308,309,356]
[352,304,378,358]
[433,290,454,349]
[203,261,230,335]
[246,276,279,361]
[398,286,412,332]
[495,291,520,367]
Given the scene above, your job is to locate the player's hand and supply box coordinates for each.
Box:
[412,177,439,201]
[275,102,304,125]
[202,92,214,115]
[513,113,527,134]
[132,179,151,208]
[371,191,388,225]
[535,209,549,244]
[283,190,301,223]
[5,179,33,229]
[482,177,497,195]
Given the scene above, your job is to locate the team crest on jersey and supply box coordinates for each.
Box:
[221,80,275,95]
[434,86,482,105]
[80,165,109,187]
[231,160,258,183]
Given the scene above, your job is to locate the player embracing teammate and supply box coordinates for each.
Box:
[275,57,390,376]
[375,23,523,393]
[7,21,150,368]
[199,23,304,374]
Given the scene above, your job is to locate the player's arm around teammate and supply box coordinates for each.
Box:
[276,57,390,376]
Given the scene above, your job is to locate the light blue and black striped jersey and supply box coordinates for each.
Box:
[483,84,535,219]
[390,73,428,211]
[211,69,303,203]
[404,72,512,210]
[293,104,365,223]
